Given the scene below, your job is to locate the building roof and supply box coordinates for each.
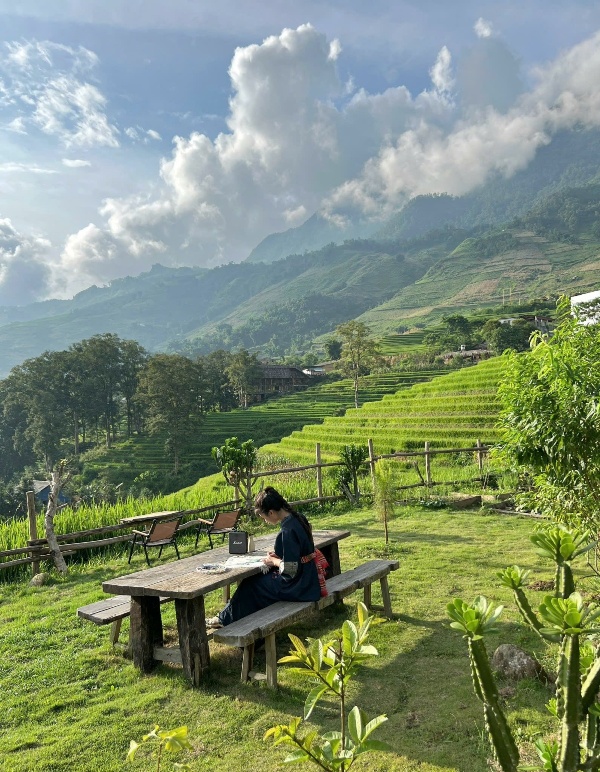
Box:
[32,480,51,494]
[260,365,308,379]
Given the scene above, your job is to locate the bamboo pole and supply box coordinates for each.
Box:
[26,490,40,576]
[315,443,323,501]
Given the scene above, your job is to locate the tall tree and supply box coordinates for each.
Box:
[225,350,262,408]
[498,297,600,529]
[136,354,204,474]
[336,321,382,409]
[118,339,148,437]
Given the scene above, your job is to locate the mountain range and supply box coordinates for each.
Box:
[0,128,599,376]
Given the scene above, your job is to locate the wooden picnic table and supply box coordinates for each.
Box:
[119,510,180,526]
[102,529,350,685]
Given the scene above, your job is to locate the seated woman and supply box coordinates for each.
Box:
[206,486,321,628]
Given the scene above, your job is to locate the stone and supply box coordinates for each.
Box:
[491,643,548,682]
[30,572,49,586]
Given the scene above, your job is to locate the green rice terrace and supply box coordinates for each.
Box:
[82,368,446,483]
[263,357,504,463]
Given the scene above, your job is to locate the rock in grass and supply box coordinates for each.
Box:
[30,572,49,586]
[491,643,550,682]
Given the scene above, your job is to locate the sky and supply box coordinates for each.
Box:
[2,1,600,304]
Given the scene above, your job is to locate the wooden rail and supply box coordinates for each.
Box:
[1,440,493,576]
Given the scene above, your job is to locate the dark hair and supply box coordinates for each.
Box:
[255,486,313,543]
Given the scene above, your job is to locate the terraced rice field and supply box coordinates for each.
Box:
[378,331,428,354]
[261,357,505,463]
[82,369,446,479]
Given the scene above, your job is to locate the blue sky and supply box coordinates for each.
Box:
[1,1,600,304]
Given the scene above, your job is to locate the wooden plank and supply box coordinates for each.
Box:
[78,595,172,625]
[103,530,349,598]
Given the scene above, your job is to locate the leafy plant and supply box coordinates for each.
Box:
[127,725,193,771]
[374,460,396,544]
[337,445,368,504]
[264,602,390,770]
[211,436,258,514]
[448,524,600,772]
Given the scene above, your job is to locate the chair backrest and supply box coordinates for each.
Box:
[146,517,181,543]
[210,510,241,532]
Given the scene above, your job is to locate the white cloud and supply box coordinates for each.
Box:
[0,162,57,174]
[0,40,118,148]
[62,158,91,168]
[5,116,27,133]
[0,218,52,305]
[146,129,161,141]
[50,24,600,297]
[474,18,493,39]
[429,46,454,98]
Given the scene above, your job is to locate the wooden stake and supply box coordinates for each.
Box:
[424,442,432,486]
[476,438,484,474]
[368,439,376,495]
[26,491,40,577]
[315,443,323,501]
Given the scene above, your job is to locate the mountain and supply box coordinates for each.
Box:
[245,212,371,264]
[376,128,600,241]
[1,129,600,375]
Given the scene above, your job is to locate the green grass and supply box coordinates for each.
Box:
[0,504,561,771]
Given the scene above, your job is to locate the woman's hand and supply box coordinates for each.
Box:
[262,551,282,568]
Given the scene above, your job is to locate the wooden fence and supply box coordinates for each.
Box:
[0,439,490,576]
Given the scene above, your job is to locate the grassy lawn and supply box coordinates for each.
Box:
[0,504,562,771]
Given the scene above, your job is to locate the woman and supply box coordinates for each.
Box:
[206,486,321,628]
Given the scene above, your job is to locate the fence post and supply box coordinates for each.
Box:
[368,439,376,494]
[476,438,484,475]
[424,442,432,487]
[315,443,323,502]
[27,490,40,576]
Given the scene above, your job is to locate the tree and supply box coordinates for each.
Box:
[498,297,600,529]
[43,461,70,574]
[481,319,535,354]
[211,437,258,513]
[336,322,382,409]
[225,350,262,408]
[337,444,368,504]
[118,339,147,437]
[323,337,342,361]
[136,354,204,474]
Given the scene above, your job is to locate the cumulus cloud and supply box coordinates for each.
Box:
[51,23,600,297]
[0,218,52,305]
[0,40,118,148]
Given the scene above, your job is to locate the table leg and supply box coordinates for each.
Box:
[175,597,210,687]
[321,542,341,577]
[130,596,163,672]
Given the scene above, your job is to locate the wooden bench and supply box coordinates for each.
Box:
[212,559,399,687]
[77,595,173,645]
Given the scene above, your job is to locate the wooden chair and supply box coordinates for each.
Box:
[128,517,181,566]
[194,510,241,549]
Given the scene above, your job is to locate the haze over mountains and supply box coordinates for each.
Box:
[0,127,599,376]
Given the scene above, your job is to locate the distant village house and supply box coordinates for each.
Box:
[251,365,312,402]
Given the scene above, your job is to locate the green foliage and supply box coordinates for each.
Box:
[211,436,258,513]
[449,524,600,772]
[498,297,600,530]
[127,725,193,771]
[336,321,383,409]
[264,602,389,771]
[374,460,396,544]
[337,444,368,503]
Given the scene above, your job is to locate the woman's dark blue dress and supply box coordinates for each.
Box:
[218,514,320,626]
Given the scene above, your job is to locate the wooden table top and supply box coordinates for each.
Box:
[119,510,180,525]
[102,529,350,600]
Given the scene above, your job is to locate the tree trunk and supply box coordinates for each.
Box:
[353,372,359,409]
[44,469,68,574]
[73,411,79,455]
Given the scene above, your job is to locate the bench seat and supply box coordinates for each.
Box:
[77,595,171,645]
[213,559,399,687]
